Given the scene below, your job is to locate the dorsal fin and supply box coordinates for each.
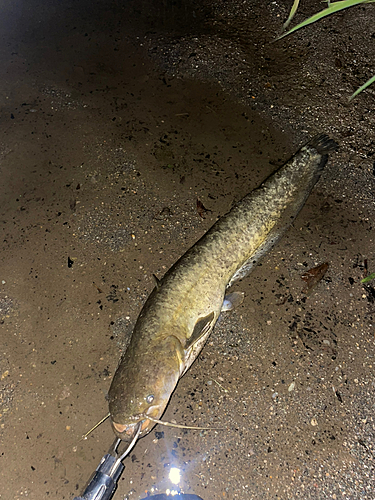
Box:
[152,274,161,289]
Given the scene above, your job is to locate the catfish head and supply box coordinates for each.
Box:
[108,335,183,442]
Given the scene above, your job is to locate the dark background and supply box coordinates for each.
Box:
[1,1,374,499]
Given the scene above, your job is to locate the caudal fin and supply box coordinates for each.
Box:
[308,134,338,155]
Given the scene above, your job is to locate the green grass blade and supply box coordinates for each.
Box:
[278,0,375,40]
[361,272,375,284]
[278,0,375,98]
[283,0,301,30]
[349,74,375,100]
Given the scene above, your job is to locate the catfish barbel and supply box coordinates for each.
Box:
[108,134,337,441]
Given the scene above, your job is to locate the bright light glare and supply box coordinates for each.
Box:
[166,487,179,496]
[169,467,181,485]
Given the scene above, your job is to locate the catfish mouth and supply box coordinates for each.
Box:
[111,417,150,440]
[111,406,161,441]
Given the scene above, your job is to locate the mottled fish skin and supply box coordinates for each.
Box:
[108,134,338,441]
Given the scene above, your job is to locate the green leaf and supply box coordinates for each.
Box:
[361,272,375,284]
[349,74,375,100]
[283,0,301,30]
[278,0,375,98]
[278,0,375,40]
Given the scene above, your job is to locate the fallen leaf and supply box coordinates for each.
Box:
[196,199,212,218]
[301,262,329,294]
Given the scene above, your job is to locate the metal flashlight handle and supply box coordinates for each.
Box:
[73,452,124,500]
[73,423,141,500]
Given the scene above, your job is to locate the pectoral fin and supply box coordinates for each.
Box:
[221,291,244,312]
[185,311,215,350]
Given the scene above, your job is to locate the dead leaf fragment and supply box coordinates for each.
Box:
[196,199,212,219]
[301,262,329,294]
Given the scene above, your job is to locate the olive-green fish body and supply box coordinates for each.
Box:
[108,134,337,441]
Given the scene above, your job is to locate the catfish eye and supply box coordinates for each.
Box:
[146,394,154,404]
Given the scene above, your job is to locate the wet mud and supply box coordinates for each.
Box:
[1,1,375,499]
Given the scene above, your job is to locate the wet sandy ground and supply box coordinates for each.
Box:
[1,1,375,499]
